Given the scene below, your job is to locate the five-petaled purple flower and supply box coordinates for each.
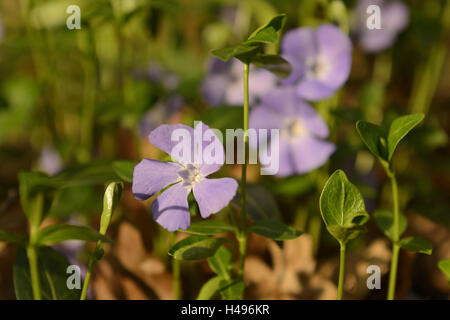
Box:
[133,122,238,231]
[201,57,277,106]
[250,87,336,177]
[281,24,352,101]
[352,0,409,53]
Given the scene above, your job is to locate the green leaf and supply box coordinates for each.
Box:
[168,236,229,261]
[19,172,56,228]
[184,220,234,236]
[112,160,137,183]
[219,278,245,299]
[356,120,388,161]
[34,224,112,246]
[437,259,450,283]
[0,229,26,244]
[246,14,286,44]
[14,246,81,300]
[207,246,232,279]
[248,219,303,240]
[387,113,424,161]
[211,44,259,62]
[319,170,370,244]
[373,209,408,240]
[251,54,291,77]
[232,184,281,221]
[399,237,432,255]
[196,276,222,300]
[100,181,123,235]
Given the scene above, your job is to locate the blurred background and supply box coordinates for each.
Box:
[0,0,449,299]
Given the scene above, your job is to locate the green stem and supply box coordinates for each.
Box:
[337,242,346,300]
[80,240,101,300]
[237,63,250,278]
[27,244,41,300]
[170,232,181,300]
[387,171,400,300]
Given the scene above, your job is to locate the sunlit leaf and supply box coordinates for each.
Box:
[196,276,222,300]
[319,170,369,244]
[207,246,232,279]
[168,236,229,260]
[387,113,424,161]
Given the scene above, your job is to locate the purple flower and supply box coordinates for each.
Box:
[352,0,409,53]
[201,57,277,106]
[138,94,184,138]
[280,24,352,101]
[250,87,336,177]
[132,122,238,231]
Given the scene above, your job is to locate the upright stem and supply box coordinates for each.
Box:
[237,63,250,278]
[387,171,400,300]
[171,232,181,300]
[337,242,346,300]
[27,244,41,300]
[80,240,101,300]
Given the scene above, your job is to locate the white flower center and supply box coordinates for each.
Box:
[306,55,331,80]
[178,164,204,189]
[282,118,308,141]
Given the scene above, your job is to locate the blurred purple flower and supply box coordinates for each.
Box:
[280,24,352,101]
[38,146,63,176]
[250,87,336,177]
[133,122,238,231]
[138,94,184,138]
[134,62,180,91]
[352,0,409,53]
[201,58,277,106]
[0,19,3,44]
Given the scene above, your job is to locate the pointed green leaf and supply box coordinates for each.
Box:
[184,220,234,236]
[248,219,303,240]
[100,181,123,235]
[219,278,245,299]
[168,236,229,260]
[19,172,56,228]
[356,120,388,161]
[373,209,408,240]
[0,229,26,244]
[387,113,424,161]
[246,14,286,44]
[399,237,432,255]
[196,276,223,300]
[113,161,137,183]
[34,224,112,246]
[251,54,291,78]
[319,170,370,244]
[437,259,450,283]
[211,44,259,62]
[14,246,81,300]
[207,246,232,279]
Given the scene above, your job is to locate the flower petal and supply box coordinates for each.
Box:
[193,178,238,218]
[132,159,181,200]
[151,183,191,231]
[149,124,194,163]
[275,137,297,177]
[291,136,336,174]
